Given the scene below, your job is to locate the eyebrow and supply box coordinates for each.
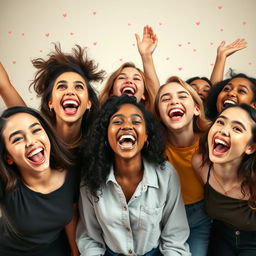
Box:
[160,90,189,99]
[218,115,247,130]
[56,80,85,85]
[191,83,211,89]
[111,113,143,119]
[118,73,142,78]
[8,122,41,141]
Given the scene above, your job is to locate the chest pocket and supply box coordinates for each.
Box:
[139,204,165,231]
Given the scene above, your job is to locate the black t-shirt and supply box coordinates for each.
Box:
[0,165,79,256]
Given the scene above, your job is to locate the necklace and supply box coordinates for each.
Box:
[212,167,240,196]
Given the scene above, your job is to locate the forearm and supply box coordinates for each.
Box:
[210,55,226,86]
[141,53,160,95]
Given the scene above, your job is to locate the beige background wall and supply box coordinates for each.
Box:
[0,0,255,111]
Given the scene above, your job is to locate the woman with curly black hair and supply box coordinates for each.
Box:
[206,71,256,121]
[77,95,190,256]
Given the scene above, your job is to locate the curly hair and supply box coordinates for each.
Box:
[98,62,155,112]
[206,71,256,121]
[81,95,166,198]
[199,104,256,209]
[0,106,72,192]
[29,43,105,141]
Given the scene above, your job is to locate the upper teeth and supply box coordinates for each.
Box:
[214,138,227,146]
[119,135,135,142]
[28,148,43,157]
[122,87,135,94]
[224,100,235,105]
[169,109,183,114]
[63,100,78,107]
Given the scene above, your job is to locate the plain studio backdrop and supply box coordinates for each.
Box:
[0,0,255,110]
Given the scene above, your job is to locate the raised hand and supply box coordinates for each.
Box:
[217,38,247,58]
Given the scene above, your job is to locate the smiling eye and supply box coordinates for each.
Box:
[75,84,84,90]
[32,128,42,134]
[56,84,67,90]
[161,97,170,102]
[233,126,242,132]
[222,86,231,92]
[117,76,125,80]
[216,119,224,125]
[238,89,247,94]
[132,119,142,125]
[12,136,23,144]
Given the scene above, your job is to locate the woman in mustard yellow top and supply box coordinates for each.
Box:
[154,76,211,256]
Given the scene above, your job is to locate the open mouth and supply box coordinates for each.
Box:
[168,108,184,121]
[118,134,136,150]
[27,147,46,165]
[121,86,136,96]
[213,138,230,156]
[62,99,79,115]
[223,99,236,108]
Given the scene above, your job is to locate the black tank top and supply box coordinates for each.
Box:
[204,166,256,231]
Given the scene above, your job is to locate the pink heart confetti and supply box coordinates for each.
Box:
[92,11,96,15]
[217,6,223,10]
[248,62,252,65]
[210,63,214,66]
[187,42,191,45]
[210,42,214,45]
[220,28,224,32]
[159,22,163,26]
[132,43,135,46]
[12,61,16,64]
[178,67,183,71]
[119,58,123,61]
[128,23,131,26]
[93,42,97,46]
[195,21,200,26]
[8,31,12,34]
[166,57,170,61]
[242,21,247,25]
[70,32,74,35]
[21,33,25,36]
[193,49,197,52]
[39,50,43,53]
[44,33,50,37]
[178,44,182,47]
[62,13,67,18]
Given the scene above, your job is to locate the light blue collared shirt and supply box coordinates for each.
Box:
[77,160,191,256]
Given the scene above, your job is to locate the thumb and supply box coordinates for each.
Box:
[135,33,140,44]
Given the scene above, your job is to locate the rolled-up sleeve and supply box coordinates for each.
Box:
[76,186,105,256]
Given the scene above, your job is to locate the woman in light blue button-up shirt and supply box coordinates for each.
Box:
[77,95,191,256]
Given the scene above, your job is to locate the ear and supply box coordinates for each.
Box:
[48,98,53,110]
[245,144,256,155]
[250,102,256,109]
[5,153,14,165]
[87,99,92,110]
[194,105,200,117]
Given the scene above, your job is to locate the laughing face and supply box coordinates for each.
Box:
[111,67,146,102]
[3,113,51,174]
[157,82,200,132]
[216,77,255,113]
[190,79,211,103]
[48,72,91,125]
[208,107,255,164]
[107,104,148,162]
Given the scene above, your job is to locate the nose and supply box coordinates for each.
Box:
[227,88,236,98]
[121,120,133,130]
[219,125,230,137]
[169,96,179,105]
[25,134,36,147]
[66,90,75,96]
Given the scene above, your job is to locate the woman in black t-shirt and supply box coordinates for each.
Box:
[0,106,79,256]
[193,104,256,256]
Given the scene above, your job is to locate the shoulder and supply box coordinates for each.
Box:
[192,152,209,184]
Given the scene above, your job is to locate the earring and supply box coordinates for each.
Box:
[145,141,149,148]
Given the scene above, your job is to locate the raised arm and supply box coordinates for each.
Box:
[135,25,160,95]
[0,62,26,107]
[210,39,247,85]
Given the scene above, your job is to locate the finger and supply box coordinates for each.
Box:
[135,33,141,44]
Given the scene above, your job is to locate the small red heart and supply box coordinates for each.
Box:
[62,13,67,17]
[92,11,96,15]
[12,61,16,64]
[210,42,214,45]
[70,32,74,35]
[187,42,191,45]
[242,21,247,25]
[132,43,135,46]
[119,58,123,61]
[8,31,12,34]
[248,62,252,65]
[159,22,163,26]
[128,23,131,26]
[166,57,170,61]
[195,21,200,26]
[93,42,97,46]
[193,49,197,52]
[220,28,224,32]
[178,44,182,47]
[217,6,223,9]
[44,33,50,37]
[39,50,43,53]
[178,67,183,71]
[21,33,25,36]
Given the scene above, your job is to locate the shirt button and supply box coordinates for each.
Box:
[126,227,131,232]
[123,206,127,211]
[235,231,240,235]
[128,249,133,254]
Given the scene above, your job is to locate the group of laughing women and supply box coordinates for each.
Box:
[0,25,255,256]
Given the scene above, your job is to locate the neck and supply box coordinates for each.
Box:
[114,155,143,179]
[55,120,82,148]
[168,126,198,148]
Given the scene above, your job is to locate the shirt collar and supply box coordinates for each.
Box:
[106,159,159,189]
